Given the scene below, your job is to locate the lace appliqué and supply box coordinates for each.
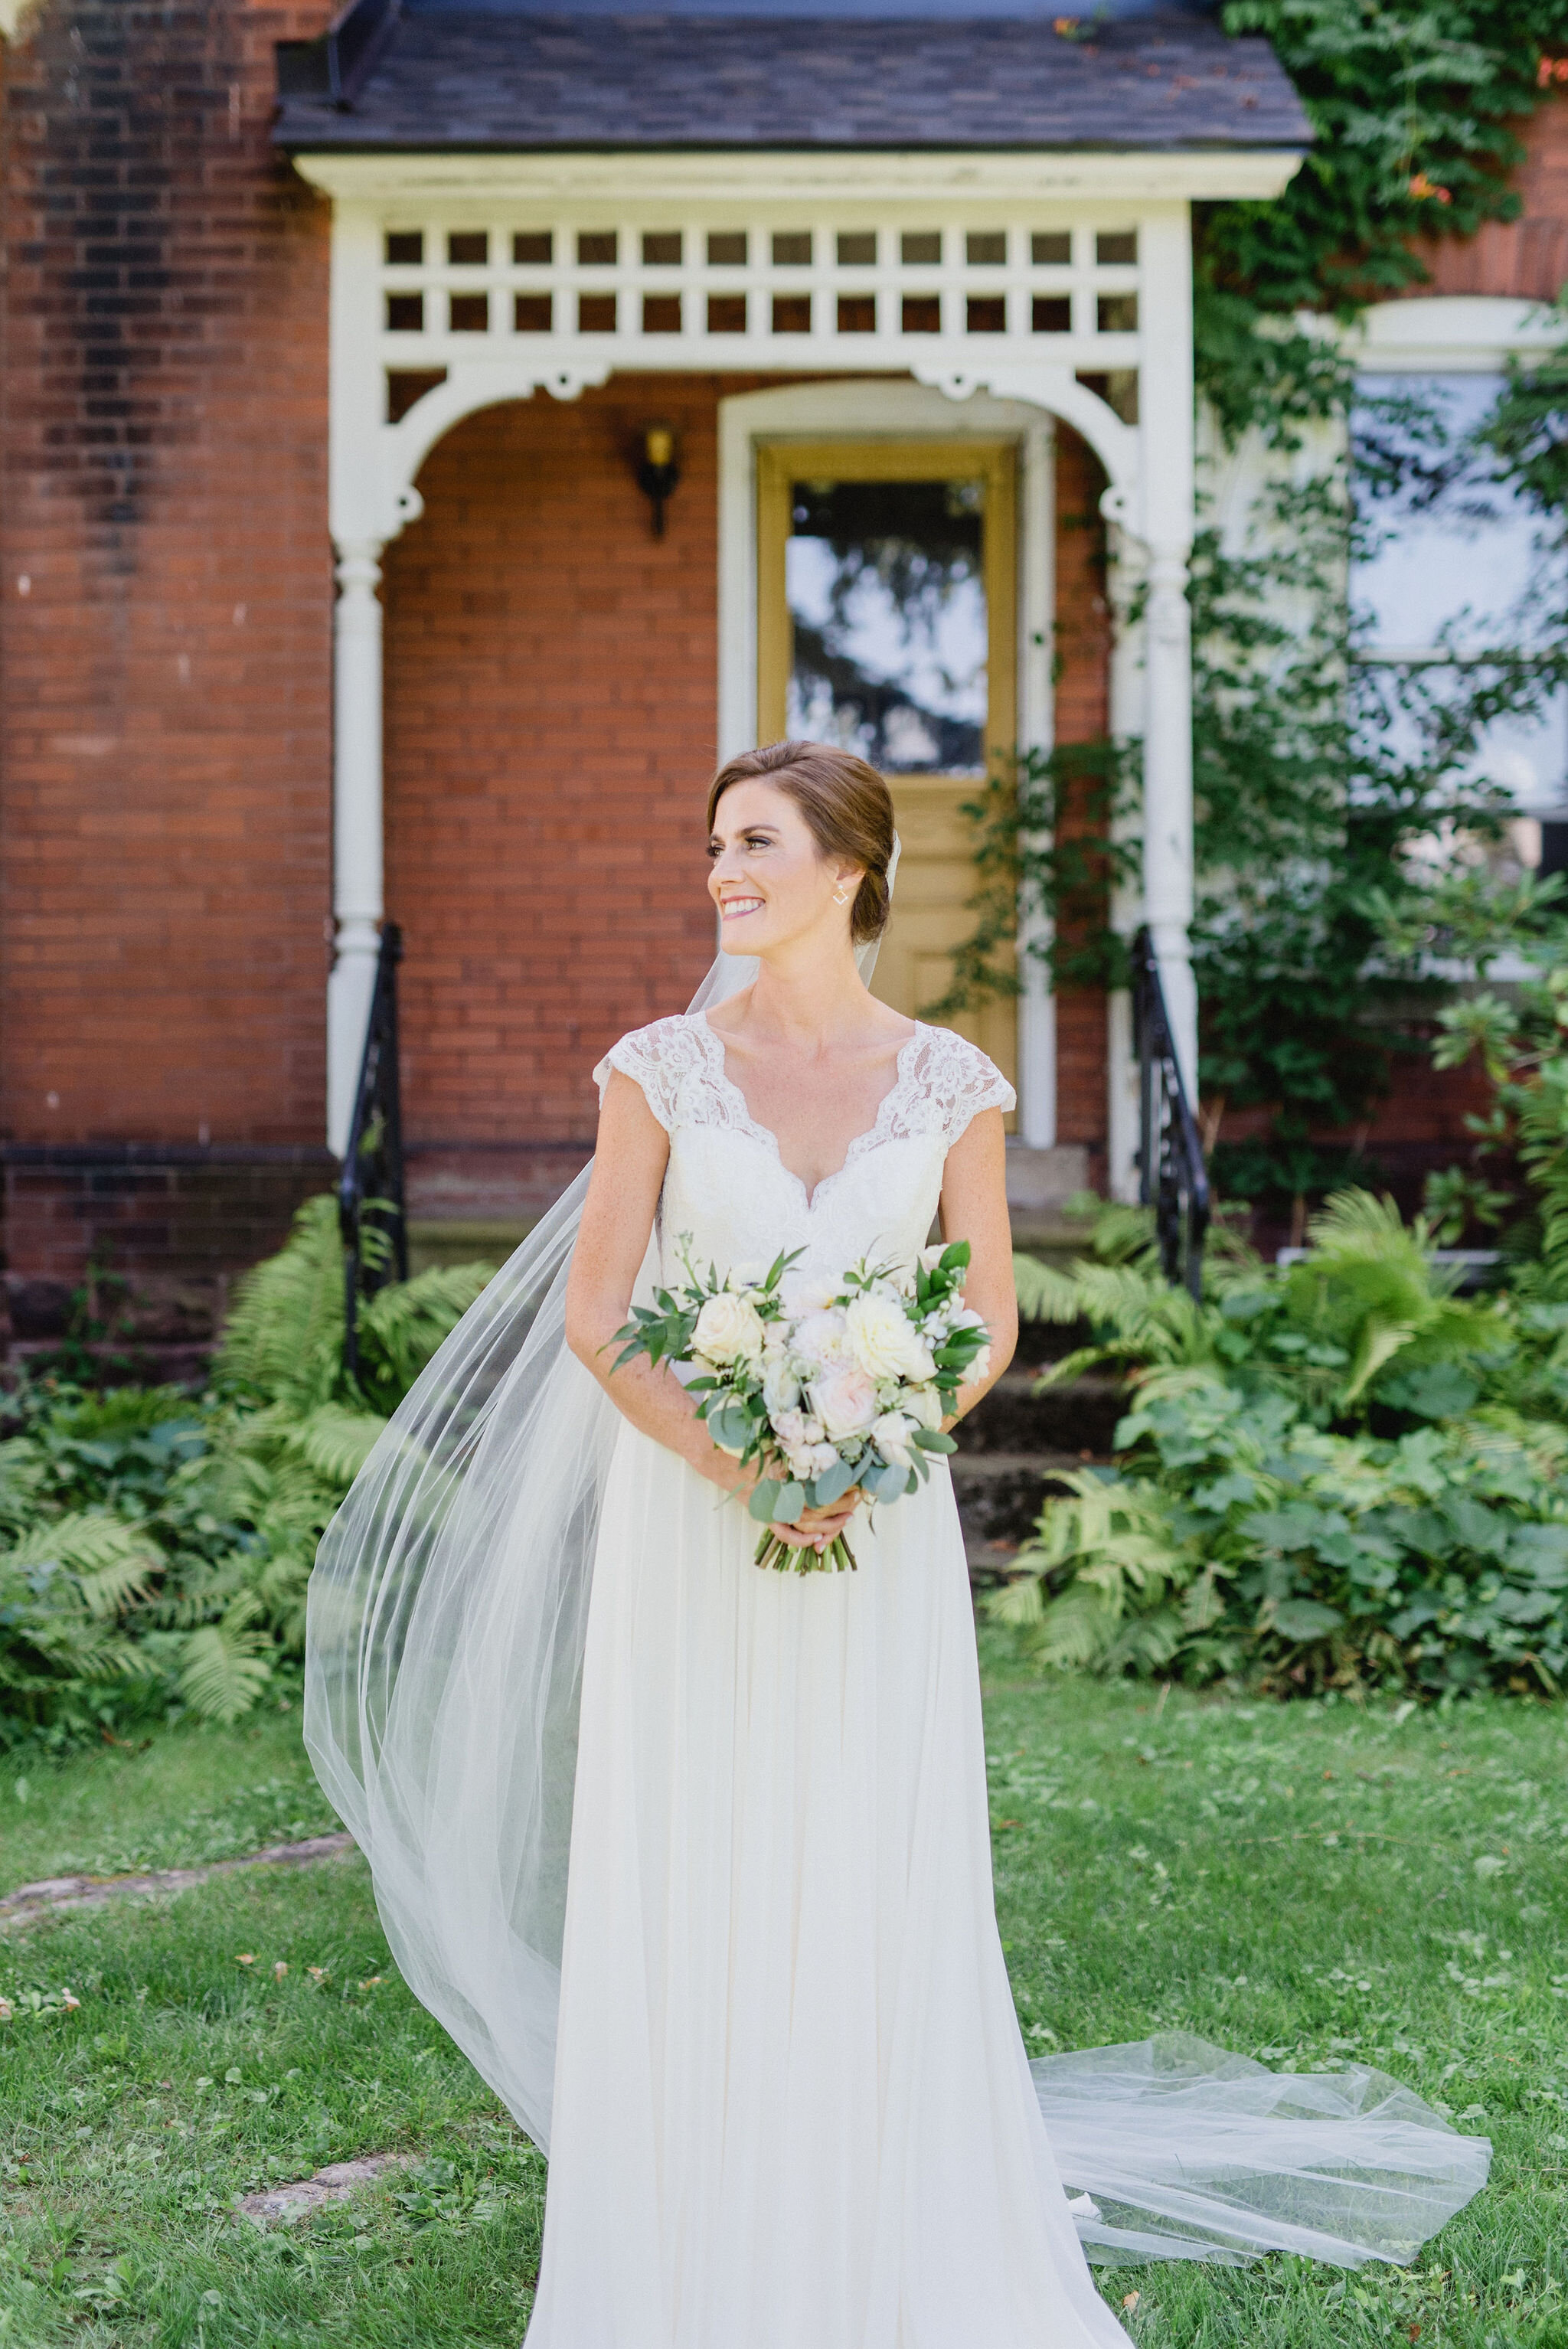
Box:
[592,1016,734,1136]
[595,1014,1015,1168]
[870,1025,1016,1153]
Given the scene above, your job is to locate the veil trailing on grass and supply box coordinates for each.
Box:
[303,832,1488,2267]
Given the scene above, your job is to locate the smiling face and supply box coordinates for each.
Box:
[707,778,863,959]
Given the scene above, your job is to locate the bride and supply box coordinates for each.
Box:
[305,741,1488,2347]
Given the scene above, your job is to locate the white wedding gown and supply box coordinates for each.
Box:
[302,1005,1491,2349]
[525,1014,1130,2348]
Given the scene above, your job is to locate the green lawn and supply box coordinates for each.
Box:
[0,1665,1563,2347]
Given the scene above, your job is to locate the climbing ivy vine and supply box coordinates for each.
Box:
[942,0,1568,1214]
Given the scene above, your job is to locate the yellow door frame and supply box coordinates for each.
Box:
[755,439,1016,756]
[755,438,1018,1098]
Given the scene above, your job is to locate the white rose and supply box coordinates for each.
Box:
[808,1364,878,1441]
[692,1291,766,1367]
[844,1292,929,1383]
[780,1270,841,1316]
[919,1243,949,1272]
[762,1357,802,1416]
[952,1305,985,1332]
[906,1384,943,1430]
[792,1306,852,1367]
[871,1410,915,1469]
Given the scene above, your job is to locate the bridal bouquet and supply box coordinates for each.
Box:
[611,1240,990,1572]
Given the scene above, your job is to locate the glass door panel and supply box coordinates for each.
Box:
[757,440,1016,1100]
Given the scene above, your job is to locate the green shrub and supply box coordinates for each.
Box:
[0,1199,495,1745]
[998,1191,1568,1697]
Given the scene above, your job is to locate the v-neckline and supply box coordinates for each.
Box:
[697,1013,923,1211]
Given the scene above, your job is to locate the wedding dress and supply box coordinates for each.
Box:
[305,996,1490,2348]
[526,1014,1132,2347]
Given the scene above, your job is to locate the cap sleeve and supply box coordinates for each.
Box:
[591,1017,694,1135]
[939,1033,1017,1149]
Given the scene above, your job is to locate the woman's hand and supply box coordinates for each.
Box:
[707,1451,862,1557]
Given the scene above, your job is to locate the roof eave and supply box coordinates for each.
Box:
[281,140,1308,202]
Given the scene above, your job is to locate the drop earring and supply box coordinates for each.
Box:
[833,885,852,906]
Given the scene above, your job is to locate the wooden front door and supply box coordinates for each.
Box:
[756,439,1017,1100]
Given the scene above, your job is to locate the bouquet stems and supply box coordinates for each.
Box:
[753,1525,859,1574]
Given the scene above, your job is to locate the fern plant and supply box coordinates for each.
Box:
[1016,1188,1500,1425]
[0,1197,498,1741]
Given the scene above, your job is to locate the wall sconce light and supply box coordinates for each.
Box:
[636,423,681,538]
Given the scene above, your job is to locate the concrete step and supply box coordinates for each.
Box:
[950,1446,1087,1552]
[960,1366,1124,1458]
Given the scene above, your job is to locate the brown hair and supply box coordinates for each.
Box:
[706,740,896,944]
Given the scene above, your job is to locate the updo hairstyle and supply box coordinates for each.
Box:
[706,740,896,945]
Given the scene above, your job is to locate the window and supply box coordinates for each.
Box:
[642,231,681,265]
[1352,372,1568,848]
[513,231,552,264]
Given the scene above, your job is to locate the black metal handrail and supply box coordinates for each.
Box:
[1132,926,1210,1300]
[339,923,407,1380]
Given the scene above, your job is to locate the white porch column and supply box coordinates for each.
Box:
[327,537,386,1158]
[1135,207,1198,1103]
[1015,414,1057,1148]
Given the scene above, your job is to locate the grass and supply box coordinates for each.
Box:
[0,1661,1563,2346]
[0,1695,338,1889]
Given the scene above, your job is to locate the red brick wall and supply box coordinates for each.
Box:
[0,0,334,1154]
[382,375,753,1213]
[0,0,337,1330]
[1416,92,1568,299]
[1051,423,1112,1172]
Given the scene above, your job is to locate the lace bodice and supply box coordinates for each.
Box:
[593,1013,1014,1285]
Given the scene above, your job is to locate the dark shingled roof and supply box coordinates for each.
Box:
[273,8,1310,152]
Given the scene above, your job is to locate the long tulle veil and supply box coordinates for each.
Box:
[305,858,900,2152]
[305,835,1488,2268]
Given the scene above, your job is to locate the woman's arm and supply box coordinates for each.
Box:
[564,1072,858,1553]
[564,1073,736,1485]
[936,1105,1018,1427]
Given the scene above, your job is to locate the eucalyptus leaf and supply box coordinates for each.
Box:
[774,1481,807,1526]
[808,1458,858,1508]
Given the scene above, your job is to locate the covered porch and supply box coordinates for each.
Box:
[277,4,1305,1233]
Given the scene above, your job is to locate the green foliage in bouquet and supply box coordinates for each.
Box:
[0,1198,495,1746]
[996,1190,1568,1696]
[612,1240,985,1574]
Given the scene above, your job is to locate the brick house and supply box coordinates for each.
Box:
[0,0,1562,1366]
